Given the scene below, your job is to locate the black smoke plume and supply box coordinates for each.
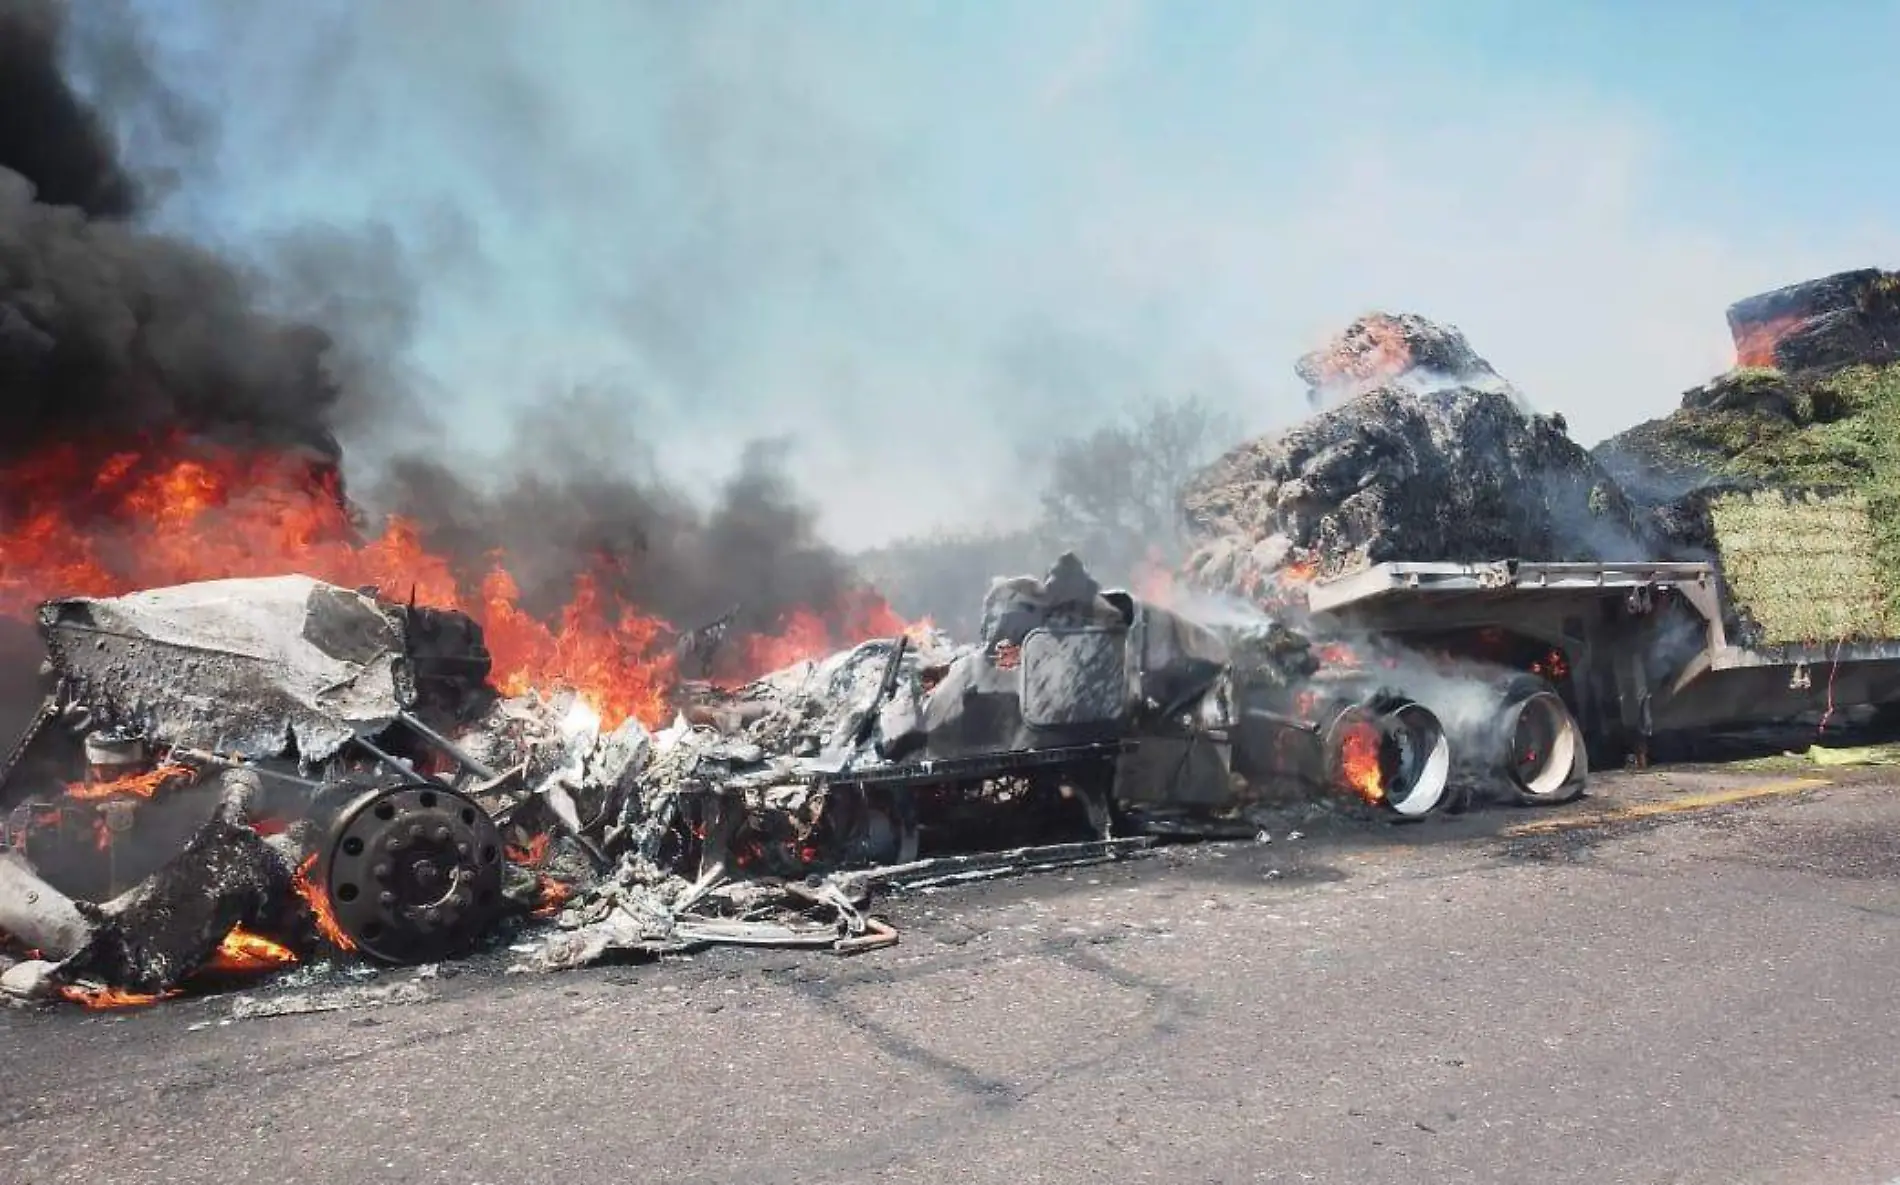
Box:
[0,0,352,462]
[371,421,880,642]
[0,1,893,684]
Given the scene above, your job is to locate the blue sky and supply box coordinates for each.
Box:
[116,0,1900,546]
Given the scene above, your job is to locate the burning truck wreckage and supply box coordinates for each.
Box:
[7,266,1900,1011]
[0,557,1539,1011]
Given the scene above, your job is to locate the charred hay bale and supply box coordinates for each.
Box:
[1603,269,1900,524]
[1681,367,1802,419]
[1181,384,1655,592]
[1728,268,1900,374]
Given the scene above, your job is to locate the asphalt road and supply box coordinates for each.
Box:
[7,764,1900,1185]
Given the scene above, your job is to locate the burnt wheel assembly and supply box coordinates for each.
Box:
[1321,695,1453,820]
[318,782,505,964]
[1498,685,1586,805]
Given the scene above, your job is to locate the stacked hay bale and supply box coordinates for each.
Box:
[1596,268,1900,645]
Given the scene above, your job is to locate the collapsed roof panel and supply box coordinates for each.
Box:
[38,575,412,762]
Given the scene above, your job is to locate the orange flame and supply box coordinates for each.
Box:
[58,984,179,1009]
[505,834,574,917]
[1132,546,1179,607]
[1313,314,1417,389]
[206,925,299,975]
[1339,721,1386,804]
[292,853,357,952]
[1734,313,1801,369]
[744,607,836,674]
[0,434,909,729]
[1280,561,1317,585]
[741,589,909,676]
[506,832,552,867]
[1316,642,1359,667]
[65,762,195,802]
[531,875,575,918]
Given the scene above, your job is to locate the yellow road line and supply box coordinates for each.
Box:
[1501,777,1831,837]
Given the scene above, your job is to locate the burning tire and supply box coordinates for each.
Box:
[1497,684,1585,805]
[1323,697,1453,819]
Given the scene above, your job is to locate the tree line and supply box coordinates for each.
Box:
[856,394,1239,635]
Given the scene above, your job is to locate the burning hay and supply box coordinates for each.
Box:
[1294,312,1524,411]
[1180,312,1656,597]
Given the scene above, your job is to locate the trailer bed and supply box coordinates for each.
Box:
[1304,558,1900,752]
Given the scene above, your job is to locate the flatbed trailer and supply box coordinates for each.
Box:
[1305,559,1900,766]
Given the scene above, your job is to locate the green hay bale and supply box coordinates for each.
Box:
[1708,490,1898,642]
[1608,362,1900,638]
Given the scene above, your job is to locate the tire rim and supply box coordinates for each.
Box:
[1502,691,1582,799]
[1384,701,1451,817]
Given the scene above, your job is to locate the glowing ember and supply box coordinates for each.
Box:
[58,984,179,1009]
[1316,642,1359,667]
[292,853,357,952]
[65,762,195,802]
[507,832,577,914]
[506,832,552,867]
[1531,648,1570,681]
[1339,721,1386,804]
[1735,313,1802,369]
[1280,561,1318,585]
[206,925,299,975]
[531,875,575,918]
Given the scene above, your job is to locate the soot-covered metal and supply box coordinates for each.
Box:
[0,554,1570,1007]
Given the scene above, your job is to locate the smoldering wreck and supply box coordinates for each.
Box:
[0,0,1614,1013]
[13,262,1900,1010]
[0,541,1584,1008]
